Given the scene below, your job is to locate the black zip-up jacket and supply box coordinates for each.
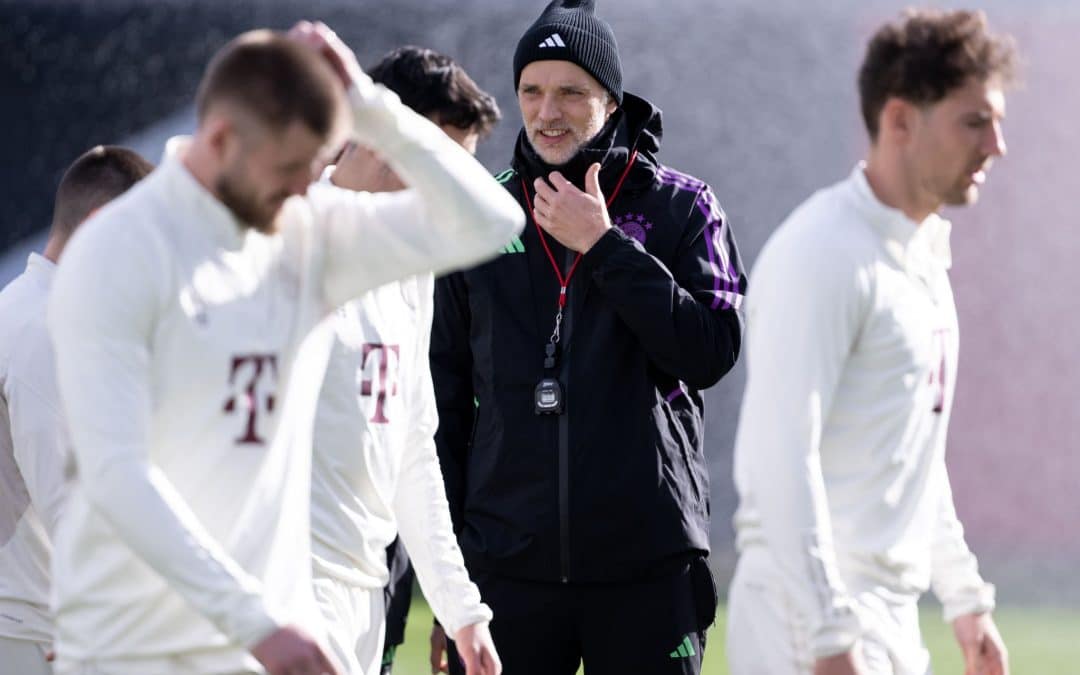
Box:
[431,92,747,583]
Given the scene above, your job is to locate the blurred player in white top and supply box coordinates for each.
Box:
[311,45,503,675]
[47,22,523,675]
[0,146,152,675]
[728,10,1015,675]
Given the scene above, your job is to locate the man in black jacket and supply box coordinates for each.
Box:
[431,2,746,673]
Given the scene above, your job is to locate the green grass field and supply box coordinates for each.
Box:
[390,598,1080,674]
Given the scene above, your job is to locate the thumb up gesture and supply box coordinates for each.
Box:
[531,162,612,253]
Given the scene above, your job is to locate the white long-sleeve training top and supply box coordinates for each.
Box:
[310,268,491,636]
[47,76,523,673]
[733,164,995,658]
[0,253,69,646]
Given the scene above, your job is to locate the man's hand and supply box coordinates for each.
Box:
[331,141,405,193]
[286,20,365,90]
[454,621,502,675]
[532,162,611,253]
[251,625,340,675]
[429,622,450,674]
[813,648,866,675]
[954,612,1008,675]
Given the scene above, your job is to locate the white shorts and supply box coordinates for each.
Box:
[726,548,931,675]
[312,575,386,675]
[0,636,52,674]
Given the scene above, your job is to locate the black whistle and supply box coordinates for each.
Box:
[544,343,558,370]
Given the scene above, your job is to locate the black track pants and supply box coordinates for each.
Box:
[448,557,717,675]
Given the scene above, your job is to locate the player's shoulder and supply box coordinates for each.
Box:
[771,178,879,261]
[52,178,173,314]
[0,266,41,318]
[366,271,433,317]
[5,309,56,398]
[0,271,45,380]
[754,177,881,296]
[64,172,167,261]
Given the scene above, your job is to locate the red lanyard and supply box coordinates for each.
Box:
[520,150,638,309]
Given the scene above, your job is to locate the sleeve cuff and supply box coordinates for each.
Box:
[233,598,285,650]
[442,604,494,639]
[942,582,996,623]
[582,227,642,275]
[810,604,862,659]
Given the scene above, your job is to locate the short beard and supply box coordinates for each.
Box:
[943,183,978,207]
[529,131,582,167]
[530,115,613,167]
[215,173,280,234]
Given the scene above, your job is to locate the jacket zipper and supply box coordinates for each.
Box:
[558,249,575,584]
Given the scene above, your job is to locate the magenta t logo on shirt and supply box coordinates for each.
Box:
[360,343,400,424]
[928,328,950,414]
[222,354,279,444]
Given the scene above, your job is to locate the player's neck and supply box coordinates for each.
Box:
[863,150,939,225]
[42,237,63,263]
[180,138,225,204]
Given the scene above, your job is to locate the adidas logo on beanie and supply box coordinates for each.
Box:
[513,0,623,103]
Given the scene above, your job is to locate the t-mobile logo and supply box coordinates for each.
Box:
[223,354,278,444]
[928,329,949,414]
[360,343,400,424]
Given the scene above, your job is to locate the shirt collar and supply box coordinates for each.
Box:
[24,252,56,290]
[848,162,953,272]
[159,135,249,250]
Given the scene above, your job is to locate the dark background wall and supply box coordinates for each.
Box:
[2,0,1076,606]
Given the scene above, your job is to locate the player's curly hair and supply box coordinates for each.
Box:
[858,9,1017,140]
[369,46,500,138]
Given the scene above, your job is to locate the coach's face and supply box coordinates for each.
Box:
[216,118,331,233]
[907,76,1007,210]
[518,60,617,166]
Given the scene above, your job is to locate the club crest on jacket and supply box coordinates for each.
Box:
[613,212,653,244]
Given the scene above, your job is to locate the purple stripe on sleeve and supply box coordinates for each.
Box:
[665,385,687,403]
[700,217,725,310]
[656,166,744,311]
[657,167,705,192]
[692,191,731,310]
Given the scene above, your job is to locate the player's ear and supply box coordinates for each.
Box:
[203,110,238,162]
[879,97,915,145]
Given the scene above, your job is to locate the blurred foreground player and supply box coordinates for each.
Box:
[310,46,503,675]
[0,145,152,675]
[729,10,1015,675]
[47,22,522,675]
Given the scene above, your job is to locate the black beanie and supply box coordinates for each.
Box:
[513,0,623,104]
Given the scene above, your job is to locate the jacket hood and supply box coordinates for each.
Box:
[512,91,662,195]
